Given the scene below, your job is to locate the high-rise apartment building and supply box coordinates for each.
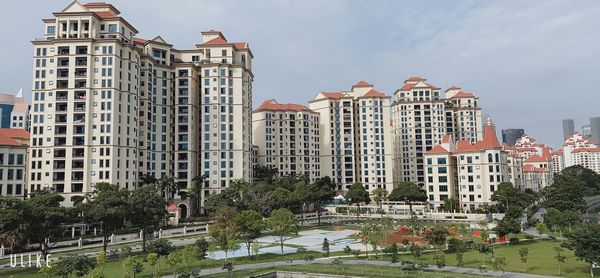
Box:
[28,2,253,211]
[392,78,483,189]
[309,81,393,192]
[562,119,575,140]
[590,117,600,145]
[501,128,525,146]
[252,99,320,181]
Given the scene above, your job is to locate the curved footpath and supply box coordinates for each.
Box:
[161,256,556,278]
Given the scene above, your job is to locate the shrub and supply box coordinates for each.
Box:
[146,238,174,256]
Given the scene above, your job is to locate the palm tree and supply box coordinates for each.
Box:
[158,176,176,201]
[190,174,208,216]
[372,188,388,218]
[139,173,158,187]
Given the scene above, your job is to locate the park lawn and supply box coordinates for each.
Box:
[415,240,591,278]
[209,263,486,278]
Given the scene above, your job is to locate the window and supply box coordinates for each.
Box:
[108,24,117,33]
[47,26,56,34]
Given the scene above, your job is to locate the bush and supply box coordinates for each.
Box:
[509,237,519,244]
[524,234,535,240]
[146,238,174,256]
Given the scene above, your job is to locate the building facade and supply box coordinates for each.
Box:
[0,129,29,197]
[252,99,320,181]
[392,78,484,190]
[28,2,253,210]
[562,119,575,141]
[425,121,509,212]
[309,81,393,192]
[0,90,29,129]
[501,128,525,146]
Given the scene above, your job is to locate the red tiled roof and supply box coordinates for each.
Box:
[167,204,179,211]
[204,36,228,45]
[132,37,147,44]
[452,91,475,98]
[94,11,116,18]
[320,92,346,99]
[427,145,449,155]
[552,150,564,156]
[0,129,30,146]
[234,42,248,49]
[255,99,309,112]
[445,86,461,92]
[523,164,546,172]
[525,155,551,163]
[361,89,387,98]
[399,83,415,91]
[455,122,501,152]
[406,77,424,82]
[572,147,600,153]
[353,80,373,87]
[441,134,452,143]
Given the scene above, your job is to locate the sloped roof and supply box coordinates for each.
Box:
[255,99,310,112]
[572,147,600,153]
[0,128,30,146]
[361,89,388,98]
[452,91,476,98]
[352,80,373,88]
[427,145,450,155]
[523,164,547,172]
[525,155,551,163]
[455,122,501,152]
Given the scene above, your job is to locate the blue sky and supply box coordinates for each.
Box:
[2,0,600,147]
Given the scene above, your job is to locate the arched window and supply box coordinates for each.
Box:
[495,153,500,162]
[488,153,493,163]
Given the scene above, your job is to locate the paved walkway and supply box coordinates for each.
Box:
[161,256,556,278]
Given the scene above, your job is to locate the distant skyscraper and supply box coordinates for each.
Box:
[563,119,575,140]
[501,128,525,146]
[0,89,28,129]
[590,117,600,145]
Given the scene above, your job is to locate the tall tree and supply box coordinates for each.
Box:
[544,174,588,212]
[128,185,168,252]
[388,182,427,215]
[563,222,600,277]
[372,188,388,218]
[22,190,69,256]
[291,181,311,226]
[267,208,298,254]
[268,187,293,210]
[81,183,129,252]
[0,197,25,250]
[254,165,279,184]
[158,176,177,201]
[494,217,521,243]
[345,183,371,222]
[443,197,459,213]
[234,210,265,256]
[208,206,239,260]
[189,174,208,216]
[309,176,336,225]
[560,165,600,196]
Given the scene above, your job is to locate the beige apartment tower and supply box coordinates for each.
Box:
[28,1,253,211]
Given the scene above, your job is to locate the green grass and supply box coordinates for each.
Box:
[4,239,595,278]
[209,264,485,277]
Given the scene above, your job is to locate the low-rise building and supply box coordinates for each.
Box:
[0,129,30,197]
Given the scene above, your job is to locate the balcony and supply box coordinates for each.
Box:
[54,149,66,158]
[57,58,69,67]
[74,69,87,78]
[55,137,67,146]
[56,103,68,112]
[73,148,85,158]
[74,103,86,112]
[72,160,84,169]
[53,160,66,170]
[56,91,69,101]
[56,115,68,123]
[74,91,86,101]
[73,136,85,146]
[73,114,85,124]
[57,69,69,78]
[57,46,70,55]
[56,80,69,89]
[75,57,87,66]
[71,184,83,193]
[73,126,85,134]
[71,172,84,181]
[74,80,86,89]
[53,173,66,182]
[55,126,67,135]
[75,46,88,55]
